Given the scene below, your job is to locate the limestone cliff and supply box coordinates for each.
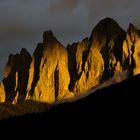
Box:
[90,18,125,77]
[0,17,140,104]
[122,24,140,75]
[67,38,90,94]
[2,48,31,103]
[67,18,126,94]
[26,31,71,103]
[0,83,5,103]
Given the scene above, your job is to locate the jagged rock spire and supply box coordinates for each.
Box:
[0,18,140,104]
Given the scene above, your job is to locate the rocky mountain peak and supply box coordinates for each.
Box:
[90,17,125,45]
[128,23,139,43]
[43,30,58,44]
[26,31,71,103]
[129,23,138,33]
[20,48,31,56]
[0,17,140,106]
[2,48,31,103]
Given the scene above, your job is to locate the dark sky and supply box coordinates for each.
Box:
[0,0,140,79]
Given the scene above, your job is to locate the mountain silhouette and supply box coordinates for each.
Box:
[0,74,139,136]
[0,17,140,120]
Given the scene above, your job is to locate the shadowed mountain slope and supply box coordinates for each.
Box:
[0,74,139,134]
[0,18,140,123]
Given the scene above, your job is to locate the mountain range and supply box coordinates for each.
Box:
[0,17,140,119]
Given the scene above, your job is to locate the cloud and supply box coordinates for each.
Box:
[48,0,80,14]
[48,0,140,28]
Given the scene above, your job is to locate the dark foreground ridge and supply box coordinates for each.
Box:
[0,74,139,136]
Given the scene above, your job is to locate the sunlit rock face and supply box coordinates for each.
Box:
[122,24,140,75]
[26,31,71,103]
[0,83,5,103]
[67,38,90,94]
[67,18,126,94]
[134,39,140,74]
[1,17,140,104]
[91,18,126,77]
[2,48,31,103]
